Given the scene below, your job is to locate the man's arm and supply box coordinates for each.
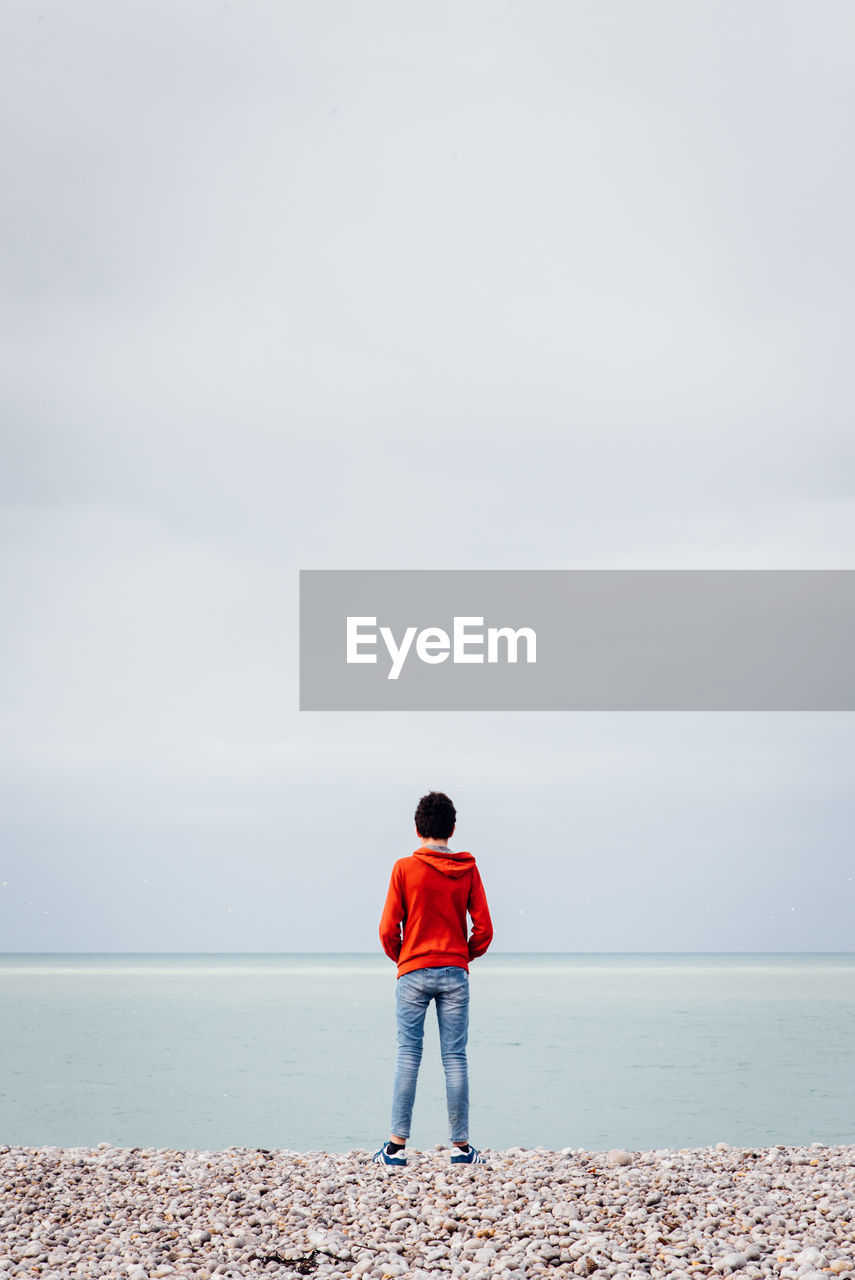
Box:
[467,866,493,959]
[379,862,406,962]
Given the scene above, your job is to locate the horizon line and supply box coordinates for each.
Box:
[2,949,853,957]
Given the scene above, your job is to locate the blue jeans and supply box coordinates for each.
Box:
[390,965,470,1143]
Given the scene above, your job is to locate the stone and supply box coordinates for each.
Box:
[608,1151,633,1168]
[714,1254,748,1273]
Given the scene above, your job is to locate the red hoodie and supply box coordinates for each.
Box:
[379,847,493,977]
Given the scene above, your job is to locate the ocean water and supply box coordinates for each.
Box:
[1,953,853,1153]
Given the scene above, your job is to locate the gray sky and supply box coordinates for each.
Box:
[2,1,854,951]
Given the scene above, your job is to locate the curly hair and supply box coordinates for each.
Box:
[414,791,457,840]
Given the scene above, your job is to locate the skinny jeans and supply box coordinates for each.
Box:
[390,965,470,1144]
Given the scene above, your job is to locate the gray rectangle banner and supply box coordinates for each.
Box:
[299,570,855,710]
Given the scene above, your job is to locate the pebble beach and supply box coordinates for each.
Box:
[1,1143,852,1280]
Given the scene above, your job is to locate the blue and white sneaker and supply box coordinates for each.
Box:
[450,1145,487,1165]
[371,1142,407,1167]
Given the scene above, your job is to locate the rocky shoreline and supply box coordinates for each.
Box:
[1,1143,852,1280]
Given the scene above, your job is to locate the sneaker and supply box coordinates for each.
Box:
[371,1142,406,1167]
[450,1144,487,1165]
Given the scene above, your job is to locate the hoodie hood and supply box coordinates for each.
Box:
[412,847,476,879]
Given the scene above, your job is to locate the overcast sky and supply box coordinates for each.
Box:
[2,1,853,952]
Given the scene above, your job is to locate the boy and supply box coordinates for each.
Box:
[373,790,493,1167]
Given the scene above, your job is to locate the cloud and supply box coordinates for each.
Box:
[1,0,853,948]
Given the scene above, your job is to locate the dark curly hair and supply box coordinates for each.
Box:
[414,791,457,840]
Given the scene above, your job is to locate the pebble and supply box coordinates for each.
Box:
[714,1252,748,1272]
[0,1142,853,1279]
[607,1150,633,1168]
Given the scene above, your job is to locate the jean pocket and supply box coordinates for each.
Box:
[397,971,424,997]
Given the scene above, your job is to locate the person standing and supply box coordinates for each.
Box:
[373,790,493,1167]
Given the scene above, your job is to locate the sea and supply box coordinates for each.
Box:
[1,953,853,1154]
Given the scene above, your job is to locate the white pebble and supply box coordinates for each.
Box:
[608,1150,633,1167]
